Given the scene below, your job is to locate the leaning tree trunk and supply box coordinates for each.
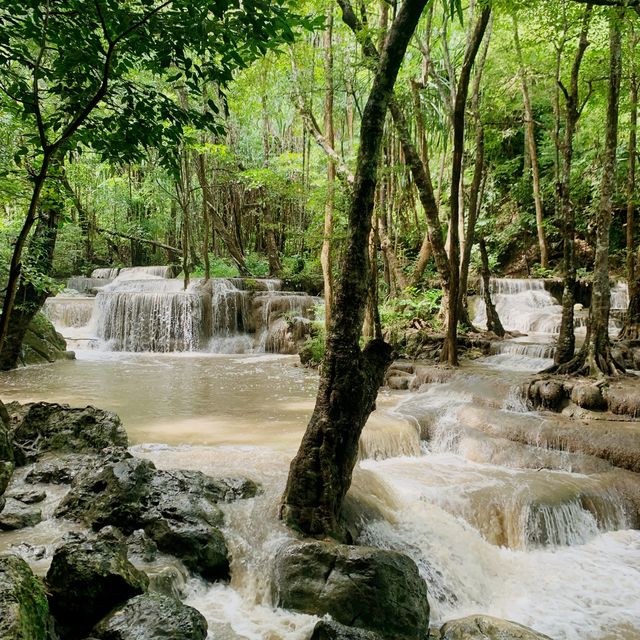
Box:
[0,169,64,370]
[280,0,428,538]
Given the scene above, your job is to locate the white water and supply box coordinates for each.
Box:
[1,348,639,640]
[47,268,319,355]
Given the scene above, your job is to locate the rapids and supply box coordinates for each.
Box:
[1,274,638,640]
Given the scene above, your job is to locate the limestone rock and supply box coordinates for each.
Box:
[56,458,255,580]
[311,619,384,640]
[272,540,429,640]
[90,592,207,640]
[46,529,149,638]
[439,615,553,640]
[0,554,49,640]
[10,402,128,465]
[0,497,42,530]
[570,383,606,411]
[20,312,71,366]
[0,417,14,497]
[6,488,46,504]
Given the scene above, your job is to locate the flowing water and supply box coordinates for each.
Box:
[2,274,639,640]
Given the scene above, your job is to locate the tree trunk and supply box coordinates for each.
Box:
[555,10,625,377]
[280,0,426,538]
[441,7,491,366]
[61,173,93,266]
[621,25,639,339]
[513,15,548,269]
[0,168,63,370]
[322,6,335,330]
[479,238,505,337]
[553,7,592,367]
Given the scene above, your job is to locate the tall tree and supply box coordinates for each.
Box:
[280,0,429,537]
[0,0,307,368]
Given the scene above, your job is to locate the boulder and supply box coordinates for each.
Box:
[0,555,49,640]
[46,529,149,638]
[6,488,46,504]
[9,402,128,465]
[56,458,256,580]
[570,384,605,411]
[311,619,384,640]
[439,615,553,640]
[272,540,429,640]
[90,592,207,640]
[25,451,130,484]
[20,312,71,366]
[0,417,14,497]
[0,497,42,530]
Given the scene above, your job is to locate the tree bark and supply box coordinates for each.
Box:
[513,15,549,269]
[554,10,625,377]
[0,168,64,370]
[553,7,592,367]
[441,7,491,366]
[479,238,505,337]
[621,24,639,339]
[280,0,427,537]
[322,6,336,330]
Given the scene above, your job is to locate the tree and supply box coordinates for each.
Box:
[280,0,430,537]
[0,0,309,368]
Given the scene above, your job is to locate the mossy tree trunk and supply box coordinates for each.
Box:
[0,167,64,371]
[280,0,428,537]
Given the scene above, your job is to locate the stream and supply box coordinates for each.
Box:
[0,271,638,640]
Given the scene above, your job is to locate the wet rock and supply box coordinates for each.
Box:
[20,312,71,366]
[25,449,131,484]
[126,530,159,562]
[386,375,412,390]
[0,497,42,530]
[311,619,384,640]
[46,529,149,638]
[9,402,128,465]
[0,417,14,497]
[7,488,47,504]
[272,540,429,640]
[525,379,567,412]
[605,381,640,418]
[90,592,207,640]
[56,458,252,580]
[571,383,606,411]
[0,554,49,640]
[439,615,552,640]
[148,565,187,599]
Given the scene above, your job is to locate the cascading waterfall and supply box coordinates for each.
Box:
[46,267,319,354]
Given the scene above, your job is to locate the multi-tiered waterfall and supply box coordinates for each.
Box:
[472,278,629,370]
[45,266,320,354]
[3,275,637,640]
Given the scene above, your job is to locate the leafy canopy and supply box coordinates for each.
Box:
[0,0,319,171]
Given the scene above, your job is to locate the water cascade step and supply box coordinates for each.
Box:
[47,267,321,354]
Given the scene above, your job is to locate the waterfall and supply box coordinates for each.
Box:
[610,282,629,310]
[44,296,95,329]
[91,267,120,279]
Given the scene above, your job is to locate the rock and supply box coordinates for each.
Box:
[439,615,553,640]
[570,384,606,411]
[148,565,187,599]
[0,417,14,497]
[311,619,384,640]
[10,402,128,465]
[0,554,49,640]
[56,458,252,580]
[90,593,207,640]
[126,530,159,562]
[25,450,130,484]
[6,488,47,504]
[20,312,71,366]
[0,497,42,530]
[525,379,566,412]
[46,529,149,638]
[272,540,429,640]
[386,375,411,390]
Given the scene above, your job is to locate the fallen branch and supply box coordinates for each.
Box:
[95,227,182,255]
